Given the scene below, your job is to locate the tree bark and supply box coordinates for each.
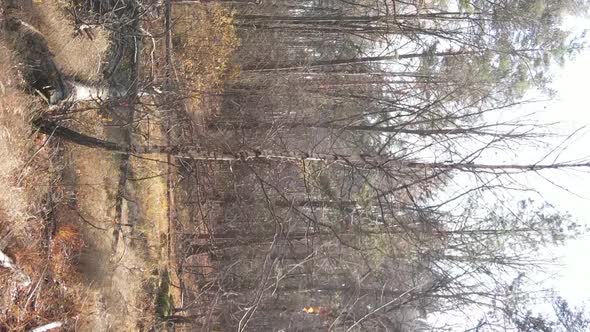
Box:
[34,117,590,173]
[242,50,477,72]
[210,121,530,138]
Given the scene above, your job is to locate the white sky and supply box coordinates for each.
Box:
[425,17,590,328]
[486,19,590,313]
[486,15,590,311]
[537,38,590,306]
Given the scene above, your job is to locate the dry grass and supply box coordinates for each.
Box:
[69,146,119,224]
[173,3,239,108]
[0,44,38,235]
[131,156,173,329]
[0,36,90,331]
[65,120,149,330]
[25,1,110,82]
[63,107,173,330]
[132,154,169,261]
[1,0,239,328]
[130,109,169,262]
[129,102,186,325]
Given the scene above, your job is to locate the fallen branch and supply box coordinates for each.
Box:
[28,321,63,332]
[0,248,17,270]
[0,249,31,287]
[33,117,590,172]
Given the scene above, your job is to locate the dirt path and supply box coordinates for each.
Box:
[62,115,159,330]
[2,0,237,328]
[60,3,167,330]
[0,1,180,330]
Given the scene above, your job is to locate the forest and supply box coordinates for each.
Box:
[1,0,590,331]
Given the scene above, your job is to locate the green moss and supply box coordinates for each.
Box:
[155,269,174,320]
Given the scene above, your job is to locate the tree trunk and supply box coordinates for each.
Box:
[242,50,477,72]
[34,117,590,172]
[210,121,530,138]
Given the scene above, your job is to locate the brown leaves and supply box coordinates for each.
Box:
[173,4,239,108]
[50,223,84,282]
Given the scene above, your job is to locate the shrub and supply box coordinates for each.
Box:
[173,4,239,108]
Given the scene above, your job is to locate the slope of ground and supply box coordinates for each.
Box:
[0,0,238,330]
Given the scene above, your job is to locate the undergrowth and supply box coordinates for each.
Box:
[173,3,239,109]
[155,269,174,320]
[0,36,88,331]
[22,0,110,82]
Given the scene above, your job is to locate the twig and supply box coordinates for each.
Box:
[346,282,426,331]
[28,321,63,332]
[0,249,31,287]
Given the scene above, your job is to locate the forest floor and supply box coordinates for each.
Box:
[0,1,236,330]
[59,108,169,331]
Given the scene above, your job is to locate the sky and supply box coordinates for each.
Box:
[374,11,590,327]
[483,14,590,311]
[425,17,590,329]
[486,16,590,312]
[536,34,590,306]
